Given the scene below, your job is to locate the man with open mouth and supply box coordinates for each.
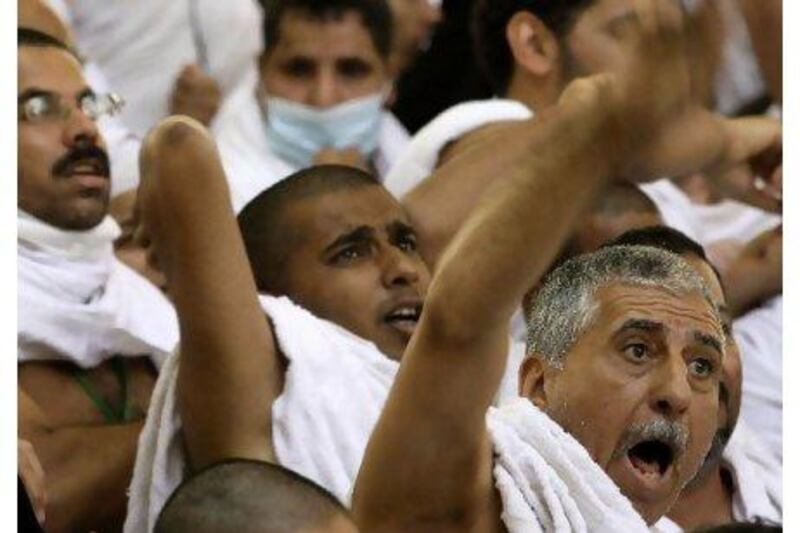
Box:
[606,226,782,531]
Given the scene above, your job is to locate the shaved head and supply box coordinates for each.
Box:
[155,459,356,533]
[237,165,381,294]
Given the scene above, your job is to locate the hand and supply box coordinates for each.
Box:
[313,147,370,172]
[19,439,46,526]
[708,116,782,212]
[718,226,782,316]
[169,64,222,126]
[111,190,169,293]
[570,0,728,182]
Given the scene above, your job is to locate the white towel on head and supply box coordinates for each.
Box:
[383,98,533,199]
[488,398,649,533]
[124,295,399,532]
[17,211,178,369]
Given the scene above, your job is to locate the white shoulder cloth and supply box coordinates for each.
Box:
[488,398,650,533]
[17,211,178,369]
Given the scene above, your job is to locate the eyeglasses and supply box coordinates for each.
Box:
[18,92,125,123]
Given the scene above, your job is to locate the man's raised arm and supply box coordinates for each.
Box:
[351,1,730,530]
[135,117,283,469]
[352,75,622,532]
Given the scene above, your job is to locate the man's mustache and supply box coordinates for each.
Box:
[613,418,690,461]
[52,142,111,178]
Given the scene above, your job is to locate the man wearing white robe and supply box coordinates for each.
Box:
[211,0,409,213]
[43,0,263,136]
[17,29,178,532]
[383,0,783,467]
[601,226,781,529]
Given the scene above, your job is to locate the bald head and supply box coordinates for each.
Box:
[155,460,357,533]
[238,165,381,294]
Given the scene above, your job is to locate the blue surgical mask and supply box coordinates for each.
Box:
[262,92,385,168]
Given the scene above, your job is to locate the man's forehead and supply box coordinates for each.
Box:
[595,283,720,336]
[287,187,411,240]
[18,46,86,94]
[274,11,379,59]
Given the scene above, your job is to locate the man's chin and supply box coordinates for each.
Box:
[606,455,681,526]
[57,200,110,231]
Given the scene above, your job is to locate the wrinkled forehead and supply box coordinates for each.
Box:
[286,186,413,243]
[18,46,87,96]
[592,282,722,341]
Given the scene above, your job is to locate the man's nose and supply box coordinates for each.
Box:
[309,72,339,108]
[61,106,100,148]
[650,355,692,419]
[381,247,422,289]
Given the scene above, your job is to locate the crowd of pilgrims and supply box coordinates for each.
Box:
[17,0,783,531]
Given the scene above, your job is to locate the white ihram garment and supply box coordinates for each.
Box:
[488,398,650,533]
[382,98,533,199]
[124,294,524,532]
[18,211,178,369]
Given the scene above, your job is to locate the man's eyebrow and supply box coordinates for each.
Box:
[323,226,374,254]
[618,318,664,334]
[694,331,723,355]
[77,87,96,101]
[337,57,372,67]
[386,220,416,237]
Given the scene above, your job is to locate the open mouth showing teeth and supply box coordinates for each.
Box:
[384,305,422,325]
[627,440,674,478]
[68,159,107,176]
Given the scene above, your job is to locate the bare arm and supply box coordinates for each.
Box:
[403,121,532,267]
[352,2,732,529]
[352,80,621,532]
[135,117,282,470]
[18,389,143,533]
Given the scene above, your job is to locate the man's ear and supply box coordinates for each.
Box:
[518,354,549,409]
[506,11,561,78]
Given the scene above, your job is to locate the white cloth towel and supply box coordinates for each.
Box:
[18,212,178,369]
[724,420,782,524]
[212,86,410,213]
[734,296,783,464]
[639,179,780,247]
[124,294,526,532]
[488,398,649,533]
[124,295,399,533]
[382,98,533,199]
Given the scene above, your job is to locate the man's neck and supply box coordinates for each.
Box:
[667,465,735,531]
[504,73,560,114]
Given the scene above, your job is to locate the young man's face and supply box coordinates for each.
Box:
[561,0,638,81]
[18,46,110,230]
[260,11,388,108]
[529,283,723,524]
[279,186,430,360]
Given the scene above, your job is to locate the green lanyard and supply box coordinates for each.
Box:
[72,356,135,424]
